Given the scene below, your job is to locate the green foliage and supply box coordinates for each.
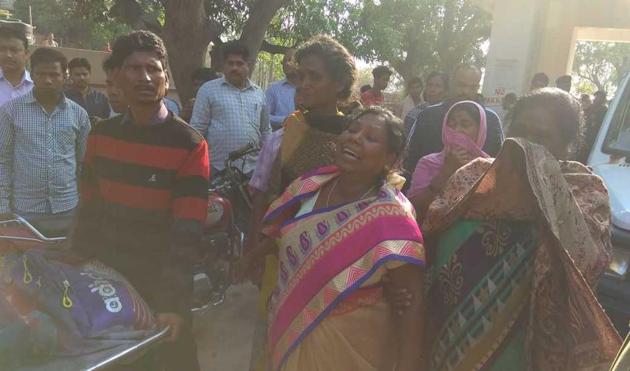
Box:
[265,0,357,47]
[573,41,630,94]
[13,0,131,49]
[265,0,491,82]
[251,51,284,88]
[12,0,492,89]
[350,0,490,80]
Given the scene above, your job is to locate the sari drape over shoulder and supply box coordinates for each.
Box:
[423,138,619,371]
[263,166,426,371]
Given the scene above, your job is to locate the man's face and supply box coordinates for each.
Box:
[282,49,297,78]
[425,76,447,104]
[223,54,249,87]
[116,51,169,107]
[374,74,390,91]
[0,37,27,74]
[450,68,481,102]
[409,82,423,100]
[32,62,65,98]
[105,70,127,114]
[70,66,91,90]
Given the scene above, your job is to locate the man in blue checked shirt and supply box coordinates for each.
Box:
[0,27,33,108]
[0,48,90,231]
[191,41,270,177]
[266,48,297,129]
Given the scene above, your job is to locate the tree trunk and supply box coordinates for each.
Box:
[162,0,223,102]
[239,0,288,59]
[392,59,413,84]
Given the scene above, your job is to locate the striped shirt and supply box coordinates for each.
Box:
[71,111,209,313]
[191,77,270,174]
[0,90,91,215]
[0,69,33,108]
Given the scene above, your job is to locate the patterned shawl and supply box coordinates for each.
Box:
[424,138,620,370]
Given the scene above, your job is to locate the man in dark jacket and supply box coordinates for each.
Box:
[403,64,504,175]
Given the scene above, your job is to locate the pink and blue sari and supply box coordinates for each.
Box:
[262,166,425,370]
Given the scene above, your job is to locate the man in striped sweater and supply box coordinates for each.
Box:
[70,31,208,370]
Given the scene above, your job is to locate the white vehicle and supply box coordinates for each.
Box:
[588,73,630,335]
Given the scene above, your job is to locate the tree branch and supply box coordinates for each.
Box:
[239,0,288,57]
[203,17,225,40]
[577,71,600,90]
[111,0,162,32]
[260,40,292,55]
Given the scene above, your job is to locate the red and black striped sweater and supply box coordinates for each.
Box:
[71,113,209,313]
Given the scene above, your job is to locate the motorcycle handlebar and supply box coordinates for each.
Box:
[227,142,257,162]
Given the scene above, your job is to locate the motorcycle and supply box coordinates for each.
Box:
[192,143,258,311]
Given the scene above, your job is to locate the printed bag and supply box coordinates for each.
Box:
[0,249,156,360]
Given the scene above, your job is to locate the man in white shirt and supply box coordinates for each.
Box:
[0,27,33,107]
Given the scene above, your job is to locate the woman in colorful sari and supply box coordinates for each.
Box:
[407,101,490,219]
[245,35,358,371]
[250,107,427,371]
[419,88,619,371]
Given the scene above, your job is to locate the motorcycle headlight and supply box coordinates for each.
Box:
[606,246,630,279]
[206,202,224,227]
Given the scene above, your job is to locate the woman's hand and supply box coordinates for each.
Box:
[450,146,474,166]
[444,146,472,171]
[388,265,426,371]
[383,273,413,316]
[432,146,472,192]
[234,236,275,284]
[156,312,184,342]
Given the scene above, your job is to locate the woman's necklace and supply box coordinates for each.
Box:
[325,177,378,207]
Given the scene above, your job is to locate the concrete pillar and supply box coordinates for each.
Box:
[481,0,545,111]
[534,0,580,81]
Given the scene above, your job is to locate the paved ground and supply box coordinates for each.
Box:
[193,283,259,371]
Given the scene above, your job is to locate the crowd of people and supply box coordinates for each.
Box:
[0,21,622,371]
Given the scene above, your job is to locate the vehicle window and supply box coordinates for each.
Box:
[605,79,630,155]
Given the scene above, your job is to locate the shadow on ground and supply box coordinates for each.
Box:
[194,283,259,371]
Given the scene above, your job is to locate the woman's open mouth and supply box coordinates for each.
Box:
[341,147,360,161]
